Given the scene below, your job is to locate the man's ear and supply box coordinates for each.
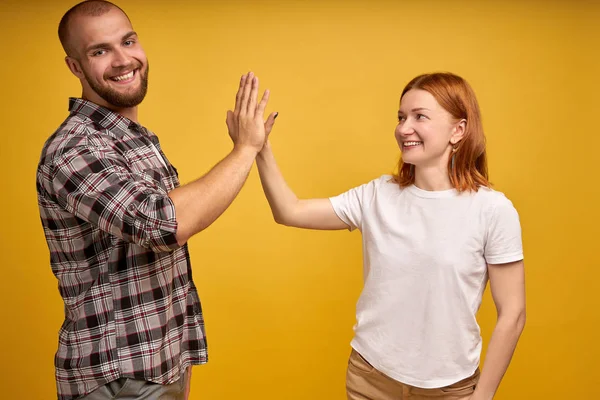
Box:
[65,56,84,80]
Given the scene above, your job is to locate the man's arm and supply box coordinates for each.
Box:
[44,72,269,252]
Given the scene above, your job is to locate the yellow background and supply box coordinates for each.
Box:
[0,0,598,399]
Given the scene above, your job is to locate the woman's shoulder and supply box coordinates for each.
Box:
[373,174,409,193]
[471,186,518,213]
[355,174,399,190]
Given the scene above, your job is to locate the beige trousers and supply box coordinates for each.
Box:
[346,349,480,400]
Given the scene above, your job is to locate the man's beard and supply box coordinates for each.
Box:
[85,62,149,108]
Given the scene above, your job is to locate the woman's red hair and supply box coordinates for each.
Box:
[393,73,490,192]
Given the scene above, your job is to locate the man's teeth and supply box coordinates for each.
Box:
[404,141,422,147]
[112,71,134,81]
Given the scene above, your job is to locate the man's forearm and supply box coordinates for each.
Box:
[169,145,258,245]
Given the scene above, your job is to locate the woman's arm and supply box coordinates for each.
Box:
[471,260,526,400]
[255,141,349,230]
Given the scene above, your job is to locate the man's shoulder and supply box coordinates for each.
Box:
[39,113,114,166]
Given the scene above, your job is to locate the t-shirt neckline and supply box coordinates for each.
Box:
[405,184,459,199]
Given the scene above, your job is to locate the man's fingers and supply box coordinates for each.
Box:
[233,74,246,115]
[239,71,254,115]
[256,89,270,118]
[247,75,259,115]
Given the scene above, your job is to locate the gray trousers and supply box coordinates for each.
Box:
[79,369,190,400]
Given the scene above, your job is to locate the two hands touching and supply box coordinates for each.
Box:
[168,71,281,246]
[225,72,277,156]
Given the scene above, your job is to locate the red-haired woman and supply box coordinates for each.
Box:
[246,73,526,400]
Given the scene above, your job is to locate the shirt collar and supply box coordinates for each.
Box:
[68,97,146,137]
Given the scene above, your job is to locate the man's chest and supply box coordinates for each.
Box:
[118,135,180,192]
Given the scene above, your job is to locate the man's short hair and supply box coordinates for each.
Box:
[58,0,130,57]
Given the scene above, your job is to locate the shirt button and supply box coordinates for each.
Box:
[127,204,136,211]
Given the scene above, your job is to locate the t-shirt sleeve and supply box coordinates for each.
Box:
[484,194,524,264]
[328,177,380,231]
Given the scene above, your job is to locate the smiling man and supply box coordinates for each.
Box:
[60,2,148,118]
[36,1,274,399]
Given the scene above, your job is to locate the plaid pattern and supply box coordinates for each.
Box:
[37,98,207,400]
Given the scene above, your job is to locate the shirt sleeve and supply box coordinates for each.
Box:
[484,194,524,264]
[328,177,379,231]
[48,140,180,253]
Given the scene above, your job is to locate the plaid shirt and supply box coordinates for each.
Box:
[36,98,207,400]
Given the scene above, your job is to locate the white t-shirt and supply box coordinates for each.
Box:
[329,175,523,388]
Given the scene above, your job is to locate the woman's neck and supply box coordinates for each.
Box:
[413,164,453,191]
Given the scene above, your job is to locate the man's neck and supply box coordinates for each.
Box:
[81,93,139,123]
[109,105,138,123]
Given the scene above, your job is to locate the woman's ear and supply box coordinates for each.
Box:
[450,119,467,145]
